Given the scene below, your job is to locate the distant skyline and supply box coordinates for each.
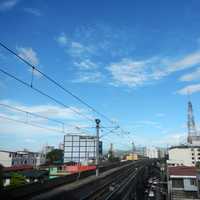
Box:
[1,0,200,151]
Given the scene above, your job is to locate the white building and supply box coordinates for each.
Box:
[145,147,158,158]
[0,150,14,167]
[167,145,200,166]
[64,134,102,164]
[0,150,45,167]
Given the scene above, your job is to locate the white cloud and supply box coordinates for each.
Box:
[179,67,200,82]
[0,0,19,11]
[107,51,200,88]
[56,33,68,46]
[168,51,200,72]
[23,8,42,16]
[74,59,98,70]
[177,83,200,95]
[56,30,200,88]
[107,58,153,87]
[70,42,93,57]
[17,47,39,66]
[73,71,103,83]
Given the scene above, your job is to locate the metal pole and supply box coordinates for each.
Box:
[95,119,100,176]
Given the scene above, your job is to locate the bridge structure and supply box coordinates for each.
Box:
[1,159,165,200]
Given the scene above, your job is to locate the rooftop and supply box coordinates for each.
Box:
[3,165,33,172]
[168,166,197,177]
[169,145,200,150]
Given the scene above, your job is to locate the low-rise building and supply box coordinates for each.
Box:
[125,153,138,161]
[2,165,49,186]
[167,145,200,166]
[0,150,45,167]
[168,166,200,199]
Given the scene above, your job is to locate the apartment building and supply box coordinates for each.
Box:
[168,145,200,166]
[0,150,45,167]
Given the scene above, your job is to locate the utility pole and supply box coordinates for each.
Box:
[132,141,135,160]
[95,119,101,176]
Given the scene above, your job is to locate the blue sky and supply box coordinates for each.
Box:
[1,0,200,151]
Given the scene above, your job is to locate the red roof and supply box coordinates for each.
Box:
[3,165,33,172]
[168,166,197,177]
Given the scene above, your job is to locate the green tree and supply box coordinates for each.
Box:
[46,149,63,164]
[10,173,27,187]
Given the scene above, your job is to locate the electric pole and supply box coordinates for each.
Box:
[95,119,101,176]
[132,141,135,160]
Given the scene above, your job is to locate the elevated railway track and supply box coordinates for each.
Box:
[1,159,161,200]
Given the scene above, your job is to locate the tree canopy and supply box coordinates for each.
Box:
[46,149,63,164]
[10,173,27,187]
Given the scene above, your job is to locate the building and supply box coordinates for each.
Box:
[168,166,200,199]
[64,134,102,164]
[125,153,138,161]
[145,147,158,158]
[0,150,45,167]
[2,165,49,186]
[0,150,15,167]
[168,145,200,167]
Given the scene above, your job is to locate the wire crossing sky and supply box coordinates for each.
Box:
[1,0,200,150]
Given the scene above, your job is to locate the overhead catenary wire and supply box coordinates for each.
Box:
[0,103,87,132]
[0,103,64,126]
[0,68,94,123]
[0,42,131,138]
[0,115,68,134]
[0,114,94,136]
[0,42,115,125]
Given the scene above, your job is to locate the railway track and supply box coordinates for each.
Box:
[2,159,158,200]
[79,162,144,200]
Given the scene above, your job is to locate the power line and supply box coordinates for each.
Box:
[0,103,64,126]
[0,115,95,136]
[0,103,87,132]
[0,67,94,123]
[0,42,115,125]
[0,115,67,134]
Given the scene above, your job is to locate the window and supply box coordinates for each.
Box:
[190,179,197,186]
[172,179,184,188]
[191,148,194,151]
[192,153,194,156]
[192,161,195,164]
[192,157,195,160]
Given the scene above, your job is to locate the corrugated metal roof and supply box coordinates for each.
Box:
[168,166,197,177]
